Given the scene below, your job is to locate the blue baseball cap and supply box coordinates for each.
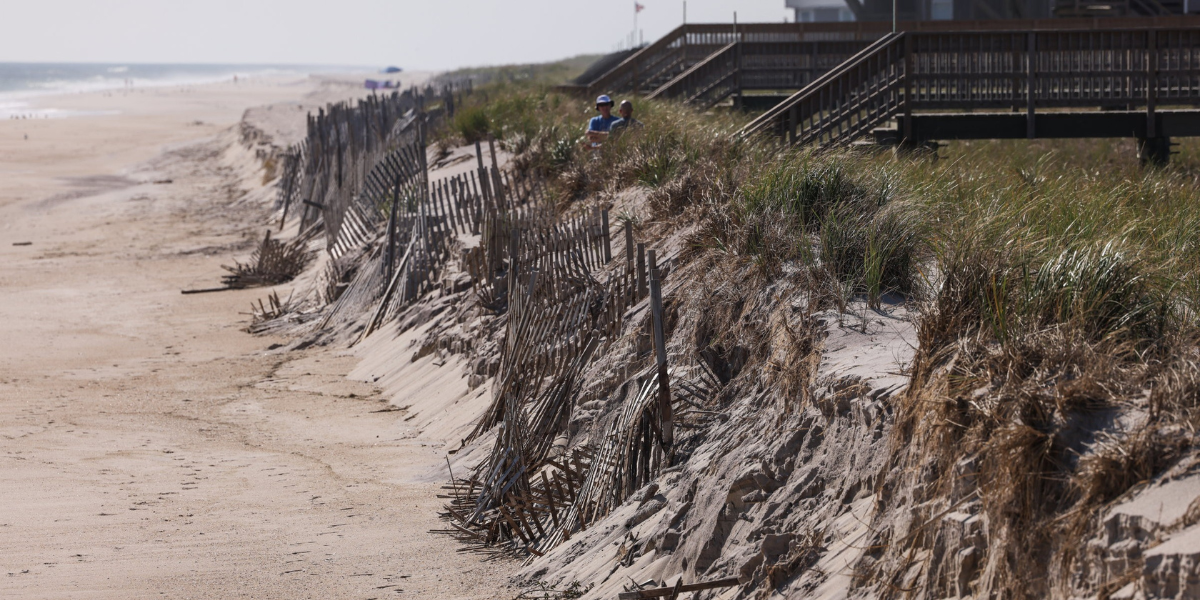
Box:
[596,94,613,107]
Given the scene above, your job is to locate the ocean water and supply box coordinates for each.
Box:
[0,63,335,119]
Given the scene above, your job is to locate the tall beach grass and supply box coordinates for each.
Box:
[437,74,1200,597]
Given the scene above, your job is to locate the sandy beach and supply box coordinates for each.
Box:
[0,74,508,598]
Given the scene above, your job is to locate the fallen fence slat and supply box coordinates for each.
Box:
[616,577,743,599]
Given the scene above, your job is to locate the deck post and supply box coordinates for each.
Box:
[1026,31,1036,140]
[788,105,798,145]
[1147,29,1157,139]
[734,18,743,111]
[903,33,913,143]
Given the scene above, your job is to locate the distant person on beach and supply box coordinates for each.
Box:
[585,95,619,147]
[610,100,644,135]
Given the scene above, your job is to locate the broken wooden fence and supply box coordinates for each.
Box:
[440,195,694,559]
[275,79,697,563]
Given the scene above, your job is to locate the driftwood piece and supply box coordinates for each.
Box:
[616,577,742,600]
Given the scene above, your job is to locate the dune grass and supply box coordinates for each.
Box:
[862,140,1200,598]
[448,80,1200,337]
[441,79,1200,597]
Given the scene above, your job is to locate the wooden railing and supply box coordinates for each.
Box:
[646,39,883,108]
[646,42,739,107]
[564,16,1200,99]
[740,26,1200,147]
[739,34,904,145]
[570,25,687,97]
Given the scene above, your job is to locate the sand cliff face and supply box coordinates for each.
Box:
[368,261,1198,600]
[268,168,918,598]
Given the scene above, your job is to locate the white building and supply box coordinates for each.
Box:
[786,0,856,22]
[786,0,955,21]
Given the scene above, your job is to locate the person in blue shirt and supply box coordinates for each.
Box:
[585,95,620,147]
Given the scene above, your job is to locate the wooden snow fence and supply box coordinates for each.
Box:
[273,78,704,561]
[275,140,306,229]
[295,93,414,237]
[439,201,701,559]
[290,81,469,242]
[307,85,472,335]
[438,211,737,560]
[315,132,426,334]
[357,156,555,340]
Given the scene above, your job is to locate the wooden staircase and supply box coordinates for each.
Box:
[645,42,740,108]
[739,33,907,148]
[738,27,1200,155]
[563,25,695,98]
[562,17,1200,108]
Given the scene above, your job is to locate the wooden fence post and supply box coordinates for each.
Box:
[601,209,612,263]
[636,243,648,300]
[526,267,538,297]
[383,171,400,282]
[507,226,520,305]
[488,137,506,209]
[624,221,635,271]
[474,139,492,206]
[649,264,673,459]
[645,248,658,340]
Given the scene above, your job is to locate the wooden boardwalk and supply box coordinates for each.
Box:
[563,16,1200,110]
[564,17,1200,161]
[738,26,1200,163]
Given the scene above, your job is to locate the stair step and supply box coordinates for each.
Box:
[872,127,900,145]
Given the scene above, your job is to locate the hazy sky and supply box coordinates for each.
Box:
[1,1,791,70]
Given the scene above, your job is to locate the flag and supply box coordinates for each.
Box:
[635,2,645,12]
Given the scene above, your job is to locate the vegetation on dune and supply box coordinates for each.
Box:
[869,145,1200,598]
[437,69,1200,597]
[440,54,604,88]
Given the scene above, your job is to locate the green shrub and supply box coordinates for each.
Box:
[454,106,490,143]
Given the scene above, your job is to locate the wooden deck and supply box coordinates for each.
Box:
[737,26,1200,163]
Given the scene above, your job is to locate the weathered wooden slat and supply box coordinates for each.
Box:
[616,577,742,600]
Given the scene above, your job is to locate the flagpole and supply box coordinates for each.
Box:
[634,1,639,48]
